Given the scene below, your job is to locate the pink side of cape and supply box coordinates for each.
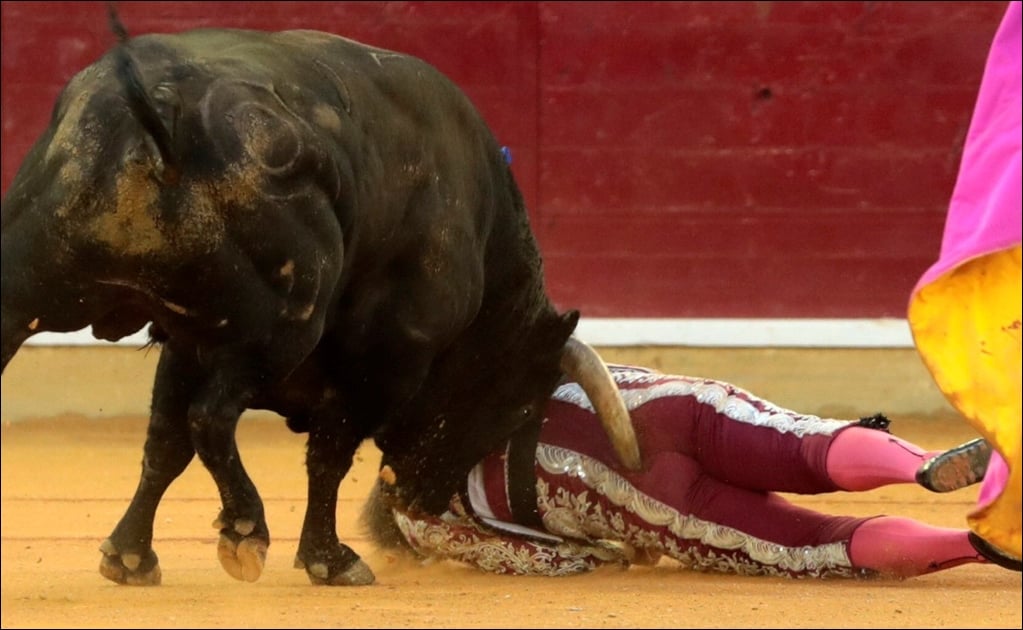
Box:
[978,451,1010,508]
[911,1,1022,294]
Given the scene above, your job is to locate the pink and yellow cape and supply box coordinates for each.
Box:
[907,1,1022,557]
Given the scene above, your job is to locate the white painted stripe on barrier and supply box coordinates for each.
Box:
[25,329,153,347]
[23,318,915,348]
[573,318,913,348]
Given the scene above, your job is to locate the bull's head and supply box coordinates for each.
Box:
[374,309,641,514]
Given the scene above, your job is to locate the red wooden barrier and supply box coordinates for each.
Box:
[1,1,1006,319]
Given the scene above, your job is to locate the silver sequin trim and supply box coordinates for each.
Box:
[536,443,855,578]
[554,370,847,438]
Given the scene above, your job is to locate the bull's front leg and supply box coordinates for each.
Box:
[99,345,199,586]
[294,408,375,585]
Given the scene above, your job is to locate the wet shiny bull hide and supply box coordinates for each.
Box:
[0,19,639,586]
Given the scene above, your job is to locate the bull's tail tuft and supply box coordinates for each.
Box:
[359,478,416,553]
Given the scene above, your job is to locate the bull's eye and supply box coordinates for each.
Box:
[519,405,534,418]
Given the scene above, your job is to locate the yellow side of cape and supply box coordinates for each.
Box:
[908,245,1021,557]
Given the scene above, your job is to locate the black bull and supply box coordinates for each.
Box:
[0,24,641,585]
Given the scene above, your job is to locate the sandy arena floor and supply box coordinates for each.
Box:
[2,411,1021,629]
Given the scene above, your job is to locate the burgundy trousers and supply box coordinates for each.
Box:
[395,366,871,578]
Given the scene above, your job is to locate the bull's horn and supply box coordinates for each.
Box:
[560,337,642,471]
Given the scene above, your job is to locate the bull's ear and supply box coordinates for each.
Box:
[534,310,579,354]
[558,309,580,339]
[561,309,580,328]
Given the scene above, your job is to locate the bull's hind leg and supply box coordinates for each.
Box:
[100,346,197,586]
[294,411,374,585]
[186,368,271,583]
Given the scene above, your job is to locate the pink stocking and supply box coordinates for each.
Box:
[825,426,940,491]
[848,516,982,577]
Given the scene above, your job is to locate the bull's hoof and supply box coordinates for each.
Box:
[217,532,268,582]
[98,538,162,586]
[213,512,269,582]
[294,554,376,586]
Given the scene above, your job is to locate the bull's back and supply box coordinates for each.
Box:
[7,24,527,383]
[137,26,500,206]
[137,27,505,283]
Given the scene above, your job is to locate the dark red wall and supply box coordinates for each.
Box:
[1,1,1007,318]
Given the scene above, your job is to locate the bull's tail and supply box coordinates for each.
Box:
[107,2,181,185]
[106,2,129,41]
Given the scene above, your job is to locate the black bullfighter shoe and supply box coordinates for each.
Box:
[969,532,1022,572]
[915,438,993,493]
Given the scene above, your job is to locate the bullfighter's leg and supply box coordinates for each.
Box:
[99,344,199,586]
[294,409,375,585]
[533,445,985,578]
[545,373,956,495]
[528,371,989,577]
